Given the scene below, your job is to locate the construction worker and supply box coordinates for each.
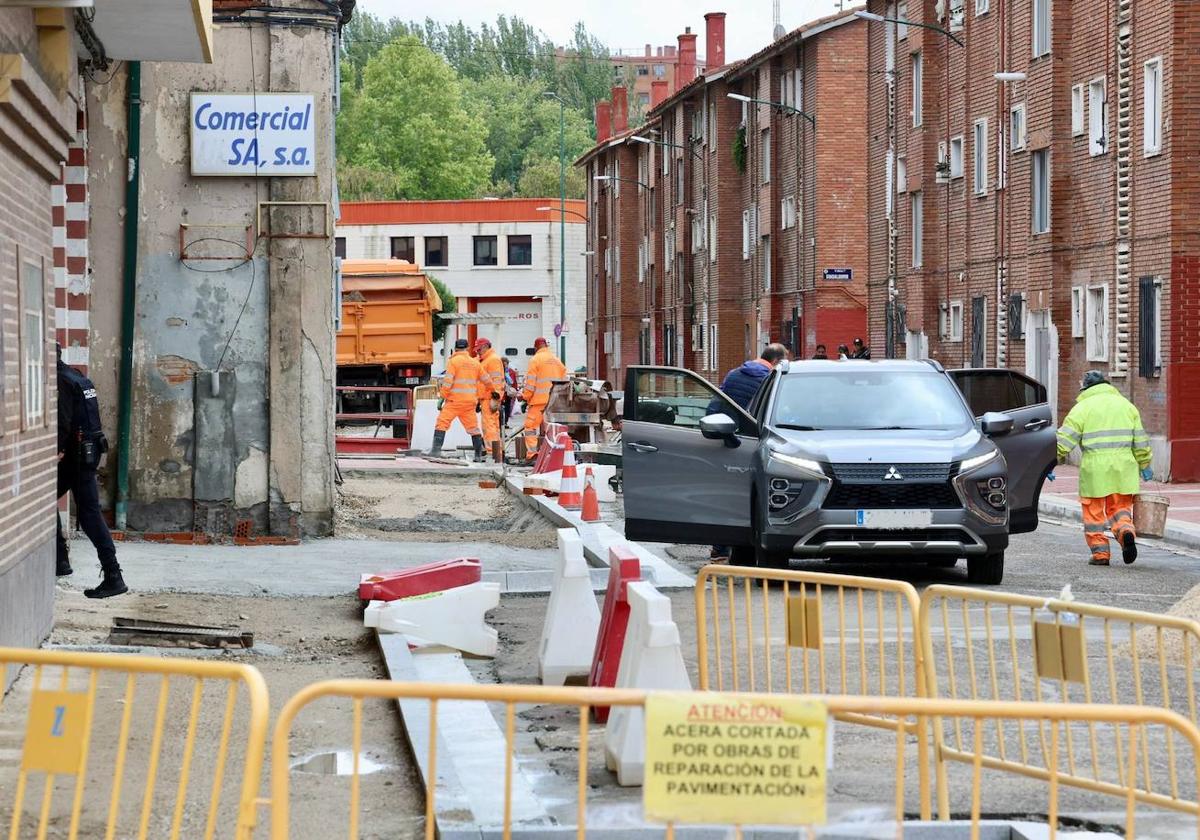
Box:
[1056,370,1153,566]
[431,338,485,460]
[520,337,567,459]
[475,338,505,460]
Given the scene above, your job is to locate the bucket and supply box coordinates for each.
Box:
[1133,493,1171,539]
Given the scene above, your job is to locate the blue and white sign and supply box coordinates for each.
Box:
[823,267,853,281]
[190,93,316,176]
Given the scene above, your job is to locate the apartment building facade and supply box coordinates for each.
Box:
[579,10,870,390]
[602,39,708,116]
[336,199,587,373]
[863,0,1200,479]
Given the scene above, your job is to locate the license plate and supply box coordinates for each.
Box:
[856,509,933,529]
[404,377,421,385]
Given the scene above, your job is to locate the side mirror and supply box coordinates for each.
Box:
[981,411,1015,437]
[700,413,739,445]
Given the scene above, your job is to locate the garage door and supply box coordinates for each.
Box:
[474,300,542,374]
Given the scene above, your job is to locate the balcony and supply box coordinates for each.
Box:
[88,0,213,64]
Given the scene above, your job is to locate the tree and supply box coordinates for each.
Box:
[516,154,585,199]
[337,38,493,200]
[426,274,456,342]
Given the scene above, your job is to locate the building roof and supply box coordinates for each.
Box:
[573,126,642,168]
[339,198,587,226]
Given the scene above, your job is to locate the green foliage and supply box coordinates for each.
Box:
[516,155,585,199]
[426,274,456,342]
[732,125,747,174]
[337,37,494,200]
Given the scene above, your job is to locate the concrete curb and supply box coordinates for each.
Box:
[1039,492,1200,553]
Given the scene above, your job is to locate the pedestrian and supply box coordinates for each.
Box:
[706,343,790,561]
[812,344,829,360]
[501,356,519,428]
[837,344,851,360]
[520,337,567,461]
[430,338,486,460]
[475,338,505,461]
[853,337,872,359]
[56,345,127,598]
[1055,370,1153,566]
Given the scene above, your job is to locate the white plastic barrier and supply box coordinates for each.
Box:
[538,529,602,686]
[409,399,476,452]
[363,599,385,629]
[371,581,501,657]
[604,580,691,786]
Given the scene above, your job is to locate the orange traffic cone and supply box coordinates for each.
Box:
[558,433,583,510]
[581,467,600,522]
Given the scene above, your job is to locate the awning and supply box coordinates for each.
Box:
[89,0,213,63]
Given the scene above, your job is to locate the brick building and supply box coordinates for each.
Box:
[571,39,708,118]
[578,9,870,389]
[863,0,1200,479]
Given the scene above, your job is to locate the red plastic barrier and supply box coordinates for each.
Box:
[588,545,641,722]
[358,557,482,602]
[531,422,569,474]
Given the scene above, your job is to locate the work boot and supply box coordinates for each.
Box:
[428,430,446,457]
[1122,532,1138,565]
[56,556,73,577]
[471,434,485,462]
[85,571,128,599]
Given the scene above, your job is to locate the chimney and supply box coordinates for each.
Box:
[611,85,629,134]
[645,43,652,57]
[705,12,726,71]
[677,27,698,89]
[651,80,669,109]
[595,100,612,143]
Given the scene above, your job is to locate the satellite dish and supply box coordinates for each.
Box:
[774,23,787,40]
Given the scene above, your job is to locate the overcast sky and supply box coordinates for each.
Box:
[357,1,856,64]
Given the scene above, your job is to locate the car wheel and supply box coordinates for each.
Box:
[927,558,959,569]
[967,552,1004,585]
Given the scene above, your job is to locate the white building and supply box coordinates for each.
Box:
[337,199,587,374]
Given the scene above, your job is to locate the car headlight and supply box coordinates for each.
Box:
[957,450,998,474]
[768,452,827,478]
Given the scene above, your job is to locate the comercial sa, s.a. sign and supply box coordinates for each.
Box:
[190,93,316,176]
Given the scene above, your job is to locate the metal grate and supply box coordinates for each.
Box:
[824,482,961,510]
[830,463,952,482]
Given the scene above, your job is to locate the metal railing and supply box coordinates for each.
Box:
[0,647,269,840]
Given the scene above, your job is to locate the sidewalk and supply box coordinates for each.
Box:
[1038,464,1200,551]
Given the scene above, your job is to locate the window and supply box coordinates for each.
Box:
[1086,284,1109,361]
[636,64,649,76]
[973,118,988,195]
[949,135,964,178]
[1008,294,1026,340]
[1010,103,1026,150]
[335,237,346,259]
[1144,58,1163,155]
[761,235,771,291]
[1032,0,1050,57]
[911,191,923,267]
[390,236,414,262]
[21,256,44,427]
[507,235,532,266]
[742,209,751,260]
[675,165,684,206]
[792,68,803,110]
[709,211,717,263]
[772,370,975,432]
[425,236,448,267]
[781,73,793,115]
[976,0,989,15]
[897,1,909,38]
[473,236,498,266]
[691,215,704,253]
[911,52,923,127]
[948,299,964,342]
[761,129,771,183]
[1071,286,1085,337]
[1089,77,1107,156]
[709,324,718,372]
[781,195,797,229]
[638,92,650,108]
[1032,149,1050,233]
[1071,84,1085,136]
[896,155,907,193]
[1139,276,1162,377]
[949,0,964,30]
[630,369,744,430]
[653,64,666,77]
[638,240,646,282]
[936,141,949,183]
[691,108,705,141]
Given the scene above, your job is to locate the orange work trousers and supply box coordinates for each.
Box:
[523,403,546,457]
[435,400,480,436]
[1081,493,1135,564]
[481,401,501,447]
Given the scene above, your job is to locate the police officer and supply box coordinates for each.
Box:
[57,345,127,598]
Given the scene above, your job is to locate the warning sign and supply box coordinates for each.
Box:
[643,692,827,826]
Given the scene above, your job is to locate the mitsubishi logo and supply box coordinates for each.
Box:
[883,466,904,481]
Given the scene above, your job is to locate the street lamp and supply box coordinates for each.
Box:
[630,134,707,166]
[594,174,652,190]
[854,9,964,47]
[727,92,816,126]
[543,91,567,363]
[536,205,589,222]
[994,72,1027,82]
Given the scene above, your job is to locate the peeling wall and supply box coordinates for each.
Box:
[86,13,336,537]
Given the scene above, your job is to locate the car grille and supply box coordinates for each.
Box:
[805,528,974,546]
[830,463,952,482]
[823,482,961,510]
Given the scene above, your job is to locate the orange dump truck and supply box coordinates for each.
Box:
[336,259,441,419]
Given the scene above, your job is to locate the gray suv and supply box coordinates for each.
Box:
[621,360,1057,584]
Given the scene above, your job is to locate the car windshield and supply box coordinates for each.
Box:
[771,370,973,431]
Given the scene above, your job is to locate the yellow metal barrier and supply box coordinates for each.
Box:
[920,585,1200,820]
[266,680,1200,839]
[0,647,269,840]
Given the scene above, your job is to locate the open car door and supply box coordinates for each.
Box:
[622,366,758,545]
[949,368,1057,533]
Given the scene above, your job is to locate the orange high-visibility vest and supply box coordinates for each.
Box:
[521,347,567,407]
[441,351,484,405]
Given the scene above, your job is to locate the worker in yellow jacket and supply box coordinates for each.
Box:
[431,338,485,460]
[475,338,505,461]
[520,337,567,459]
[1056,370,1153,566]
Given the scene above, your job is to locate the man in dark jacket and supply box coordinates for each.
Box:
[706,343,789,560]
[853,337,872,359]
[57,346,127,598]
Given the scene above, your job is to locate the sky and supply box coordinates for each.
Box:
[356,1,857,64]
